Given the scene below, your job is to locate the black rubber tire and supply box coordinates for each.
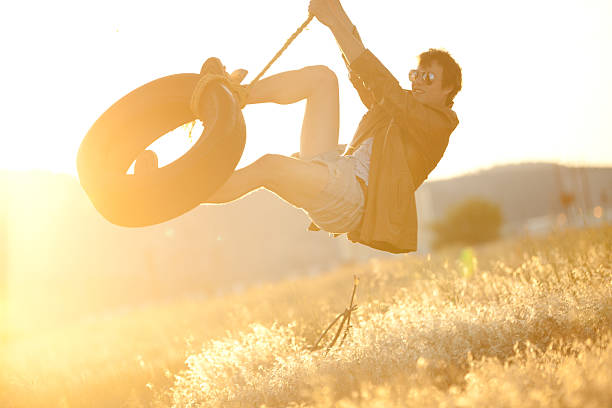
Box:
[77,73,246,227]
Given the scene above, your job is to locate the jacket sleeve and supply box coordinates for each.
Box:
[342,54,375,109]
[339,26,375,108]
[348,49,423,126]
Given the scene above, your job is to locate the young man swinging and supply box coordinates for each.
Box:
[204,0,462,253]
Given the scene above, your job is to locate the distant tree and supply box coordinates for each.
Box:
[431,198,503,249]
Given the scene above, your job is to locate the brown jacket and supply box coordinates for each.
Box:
[311,49,459,253]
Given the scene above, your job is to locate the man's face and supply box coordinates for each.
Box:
[410,60,451,107]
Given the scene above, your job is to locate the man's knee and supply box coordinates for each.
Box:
[300,65,338,91]
[253,154,285,184]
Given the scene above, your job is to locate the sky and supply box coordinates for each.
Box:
[1,0,611,181]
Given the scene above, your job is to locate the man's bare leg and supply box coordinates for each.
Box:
[246,65,339,159]
[205,154,329,209]
[204,65,340,208]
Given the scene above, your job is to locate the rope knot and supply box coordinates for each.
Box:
[190,14,314,119]
[190,73,249,118]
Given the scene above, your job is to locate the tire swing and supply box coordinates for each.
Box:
[77,63,245,227]
[77,16,313,228]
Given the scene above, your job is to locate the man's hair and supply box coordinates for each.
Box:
[418,49,462,108]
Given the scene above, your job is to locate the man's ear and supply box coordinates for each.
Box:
[440,85,453,104]
[442,84,453,98]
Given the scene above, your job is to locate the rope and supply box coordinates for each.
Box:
[190,73,249,116]
[248,14,314,87]
[191,14,314,117]
[190,74,231,117]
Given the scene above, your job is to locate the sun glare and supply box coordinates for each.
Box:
[2,2,612,407]
[2,1,611,177]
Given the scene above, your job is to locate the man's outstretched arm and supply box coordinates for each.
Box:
[309,0,365,63]
[310,0,422,125]
[310,0,374,107]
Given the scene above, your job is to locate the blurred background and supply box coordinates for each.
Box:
[1,163,609,338]
[1,0,611,339]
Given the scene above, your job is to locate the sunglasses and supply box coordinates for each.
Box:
[409,69,436,85]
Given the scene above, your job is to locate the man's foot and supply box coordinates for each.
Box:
[227,69,249,108]
[199,58,249,108]
[134,150,158,174]
[199,57,225,76]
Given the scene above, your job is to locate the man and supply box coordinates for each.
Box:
[203,0,462,253]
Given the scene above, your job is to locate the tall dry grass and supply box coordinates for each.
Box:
[1,226,610,407]
[168,226,611,407]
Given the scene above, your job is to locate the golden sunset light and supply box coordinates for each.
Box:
[1,0,611,179]
[1,1,611,407]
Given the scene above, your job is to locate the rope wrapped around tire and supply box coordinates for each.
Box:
[77,72,246,227]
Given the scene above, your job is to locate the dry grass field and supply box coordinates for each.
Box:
[1,226,610,407]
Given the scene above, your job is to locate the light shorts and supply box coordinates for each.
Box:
[302,150,366,234]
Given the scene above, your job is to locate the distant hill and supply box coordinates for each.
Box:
[1,162,610,331]
[416,163,611,240]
